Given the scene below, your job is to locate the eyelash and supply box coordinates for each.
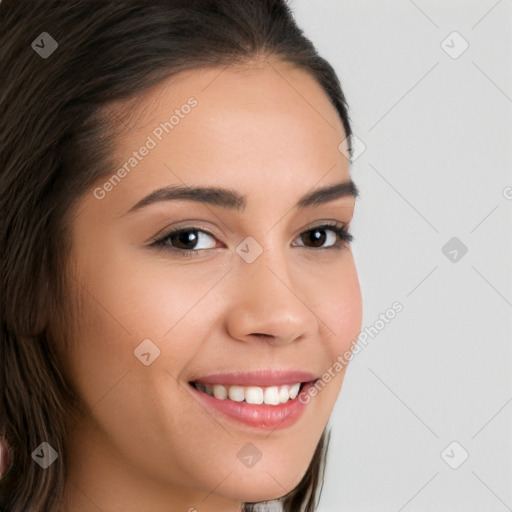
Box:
[150,222,353,257]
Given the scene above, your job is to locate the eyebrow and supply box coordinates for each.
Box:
[126,179,358,214]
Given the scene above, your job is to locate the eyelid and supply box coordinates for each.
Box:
[292,221,353,246]
[149,220,353,254]
[148,220,222,245]
[301,219,349,234]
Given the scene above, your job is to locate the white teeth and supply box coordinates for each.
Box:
[228,385,245,402]
[195,382,303,406]
[245,386,264,404]
[289,383,300,399]
[213,384,227,399]
[264,386,280,405]
[279,386,289,403]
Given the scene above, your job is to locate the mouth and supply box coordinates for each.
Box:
[189,380,315,406]
[187,377,319,430]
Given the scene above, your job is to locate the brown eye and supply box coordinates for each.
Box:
[152,228,218,253]
[300,228,330,248]
[293,224,353,250]
[169,230,200,250]
[151,222,353,257]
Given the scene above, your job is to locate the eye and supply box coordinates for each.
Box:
[150,222,353,256]
[151,228,218,254]
[292,223,353,249]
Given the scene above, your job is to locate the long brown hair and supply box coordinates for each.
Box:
[0,1,352,510]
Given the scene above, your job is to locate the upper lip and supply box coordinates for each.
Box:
[191,369,318,387]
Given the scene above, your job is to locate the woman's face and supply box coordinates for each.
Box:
[61,57,362,511]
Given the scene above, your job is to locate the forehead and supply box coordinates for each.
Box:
[93,58,350,216]
[112,56,346,151]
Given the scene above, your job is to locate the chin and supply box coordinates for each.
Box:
[213,463,307,504]
[221,485,289,505]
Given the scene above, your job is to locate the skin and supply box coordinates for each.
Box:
[57,56,363,512]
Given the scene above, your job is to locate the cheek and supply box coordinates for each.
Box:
[317,253,363,354]
[76,242,212,341]
[67,249,223,404]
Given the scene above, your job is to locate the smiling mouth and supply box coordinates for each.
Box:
[189,380,315,406]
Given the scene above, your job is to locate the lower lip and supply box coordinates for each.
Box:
[189,381,317,430]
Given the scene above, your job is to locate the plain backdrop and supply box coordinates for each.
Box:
[288,1,512,511]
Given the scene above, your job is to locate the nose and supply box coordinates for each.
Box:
[224,246,320,346]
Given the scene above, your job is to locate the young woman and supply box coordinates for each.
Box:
[0,1,362,511]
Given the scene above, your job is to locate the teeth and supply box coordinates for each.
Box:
[213,384,228,399]
[289,384,300,399]
[264,386,280,405]
[195,382,302,405]
[228,385,245,402]
[279,386,289,403]
[245,386,264,404]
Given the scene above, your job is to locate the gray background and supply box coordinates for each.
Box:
[289,1,512,511]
